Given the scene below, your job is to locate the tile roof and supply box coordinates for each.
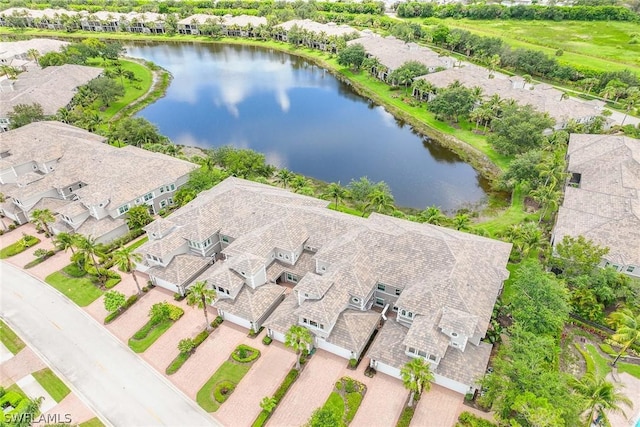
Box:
[215,284,285,323]
[178,14,266,27]
[554,134,640,266]
[263,293,299,334]
[403,315,450,359]
[294,273,334,300]
[148,254,211,285]
[0,38,68,62]
[75,215,126,239]
[0,64,103,116]
[437,341,492,389]
[194,260,245,296]
[367,320,412,369]
[325,309,381,356]
[438,306,479,338]
[277,19,361,37]
[348,35,454,71]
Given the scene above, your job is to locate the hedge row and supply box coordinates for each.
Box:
[104,294,139,324]
[252,368,300,427]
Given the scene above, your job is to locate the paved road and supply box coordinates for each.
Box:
[0,262,220,427]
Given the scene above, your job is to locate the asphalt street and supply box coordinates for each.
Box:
[0,262,220,427]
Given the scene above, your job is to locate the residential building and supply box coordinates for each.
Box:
[274,20,360,50]
[347,35,456,80]
[0,64,102,132]
[177,14,267,36]
[552,134,640,278]
[135,177,512,395]
[415,64,607,130]
[0,121,197,243]
[0,38,68,68]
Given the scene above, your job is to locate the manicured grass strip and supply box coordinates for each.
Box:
[575,344,596,376]
[197,361,252,412]
[79,417,106,427]
[0,235,40,259]
[126,236,148,251]
[585,344,612,378]
[0,319,25,355]
[6,383,26,397]
[308,377,366,426]
[618,363,640,379]
[31,368,70,403]
[45,271,103,307]
[128,319,174,353]
[396,405,416,427]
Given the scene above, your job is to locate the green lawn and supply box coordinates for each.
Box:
[0,320,25,355]
[472,185,537,238]
[421,18,640,75]
[31,368,71,403]
[196,360,253,412]
[128,319,175,353]
[500,250,539,304]
[79,417,106,427]
[45,271,103,307]
[126,236,148,251]
[310,377,366,426]
[0,235,40,259]
[579,343,640,380]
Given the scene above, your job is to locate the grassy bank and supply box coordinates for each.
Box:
[0,320,25,355]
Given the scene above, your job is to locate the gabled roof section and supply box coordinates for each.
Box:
[264,293,300,334]
[193,261,245,295]
[229,253,264,276]
[215,284,284,323]
[294,273,334,300]
[295,285,348,327]
[147,254,211,287]
[325,310,381,356]
[403,315,450,359]
[438,307,479,337]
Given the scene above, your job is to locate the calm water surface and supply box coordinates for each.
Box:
[127,42,490,211]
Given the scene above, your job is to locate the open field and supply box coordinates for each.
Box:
[430,18,640,74]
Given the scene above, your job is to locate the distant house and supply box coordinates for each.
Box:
[0,64,103,132]
[177,14,266,36]
[416,64,607,130]
[0,38,68,69]
[0,122,197,243]
[347,35,456,81]
[0,8,78,30]
[135,177,512,395]
[552,134,640,278]
[274,20,361,51]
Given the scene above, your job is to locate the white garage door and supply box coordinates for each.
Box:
[221,311,251,330]
[316,337,352,360]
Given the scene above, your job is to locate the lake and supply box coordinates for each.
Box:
[127,42,490,211]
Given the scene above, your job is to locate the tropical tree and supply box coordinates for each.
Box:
[529,184,561,224]
[285,325,313,370]
[452,213,471,231]
[418,206,446,225]
[607,308,640,366]
[322,182,348,208]
[178,338,196,354]
[362,189,395,216]
[8,103,45,129]
[75,235,105,273]
[103,290,125,313]
[111,245,143,294]
[126,205,153,230]
[275,168,295,189]
[53,232,77,255]
[290,175,310,193]
[260,396,277,414]
[401,357,434,407]
[186,281,217,331]
[570,373,632,426]
[30,209,55,237]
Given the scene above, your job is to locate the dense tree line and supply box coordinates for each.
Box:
[396,2,639,22]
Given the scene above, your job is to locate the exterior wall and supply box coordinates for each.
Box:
[267,328,286,343]
[255,293,285,330]
[151,276,181,294]
[433,373,474,395]
[247,265,267,289]
[315,259,330,274]
[218,310,252,329]
[91,203,111,220]
[95,222,129,244]
[274,247,296,265]
[370,360,401,380]
[316,336,353,359]
[440,327,468,351]
[63,211,90,229]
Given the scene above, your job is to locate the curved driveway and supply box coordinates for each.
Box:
[0,262,219,427]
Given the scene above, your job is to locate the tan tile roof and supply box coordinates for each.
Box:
[75,215,126,239]
[277,19,360,37]
[0,64,103,116]
[295,285,348,326]
[403,315,450,359]
[438,306,479,338]
[348,35,454,71]
[325,309,380,356]
[148,254,211,285]
[264,293,299,334]
[56,200,87,218]
[194,260,245,295]
[367,320,412,369]
[554,134,640,266]
[294,273,334,299]
[138,231,188,259]
[0,38,68,61]
[215,284,285,323]
[416,64,602,126]
[437,341,492,389]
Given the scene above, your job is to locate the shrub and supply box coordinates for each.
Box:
[396,406,415,427]
[211,316,224,328]
[173,292,186,301]
[232,344,261,363]
[178,338,196,354]
[8,224,16,230]
[167,304,184,321]
[149,302,171,323]
[166,352,190,375]
[104,276,122,289]
[262,336,272,345]
[344,378,357,393]
[273,369,299,403]
[105,294,138,324]
[193,330,210,346]
[132,321,155,340]
[213,381,236,403]
[24,250,54,268]
[457,411,497,427]
[348,358,357,369]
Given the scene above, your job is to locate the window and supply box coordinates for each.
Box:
[408,312,413,319]
[451,332,458,337]
[452,342,459,348]
[225,289,229,295]
[222,236,229,243]
[168,198,174,205]
[377,283,386,292]
[418,350,426,357]
[319,324,325,330]
[160,186,165,194]
[302,318,308,324]
[160,200,167,208]
[118,205,129,215]
[408,347,416,354]
[310,320,318,327]
[375,298,384,307]
[143,192,153,201]
[351,297,360,304]
[428,354,437,361]
[286,273,298,283]
[392,306,398,312]
[68,187,73,193]
[401,309,407,316]
[170,184,175,191]
[627,266,636,273]
[395,289,402,296]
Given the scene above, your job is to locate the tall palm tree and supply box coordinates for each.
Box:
[75,235,106,282]
[322,182,348,209]
[30,209,55,237]
[275,168,294,189]
[607,308,640,366]
[285,325,313,370]
[620,93,639,126]
[290,175,310,193]
[362,189,395,216]
[529,185,561,224]
[53,232,76,255]
[401,357,434,408]
[111,245,144,295]
[186,280,217,331]
[570,373,632,427]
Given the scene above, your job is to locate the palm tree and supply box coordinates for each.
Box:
[570,373,632,427]
[607,308,640,367]
[290,175,310,193]
[111,245,144,295]
[53,232,76,255]
[362,189,395,216]
[285,325,313,370]
[186,281,217,331]
[529,185,561,224]
[26,48,40,65]
[452,213,471,231]
[275,168,294,189]
[418,206,446,225]
[322,182,348,209]
[621,93,639,126]
[75,235,106,278]
[30,209,55,237]
[401,357,434,408]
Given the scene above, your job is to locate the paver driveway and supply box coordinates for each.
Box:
[411,384,465,427]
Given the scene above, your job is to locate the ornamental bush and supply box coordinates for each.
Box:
[213,381,236,403]
[232,344,261,363]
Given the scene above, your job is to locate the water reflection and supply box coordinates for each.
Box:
[127,42,490,211]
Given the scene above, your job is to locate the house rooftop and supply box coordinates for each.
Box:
[214,284,285,323]
[0,64,103,116]
[277,19,360,37]
[554,134,640,267]
[0,38,68,62]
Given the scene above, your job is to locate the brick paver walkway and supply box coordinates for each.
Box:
[607,372,640,427]
[217,341,296,427]
[351,368,408,427]
[268,350,347,426]
[36,393,96,427]
[0,347,46,387]
[411,384,464,427]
